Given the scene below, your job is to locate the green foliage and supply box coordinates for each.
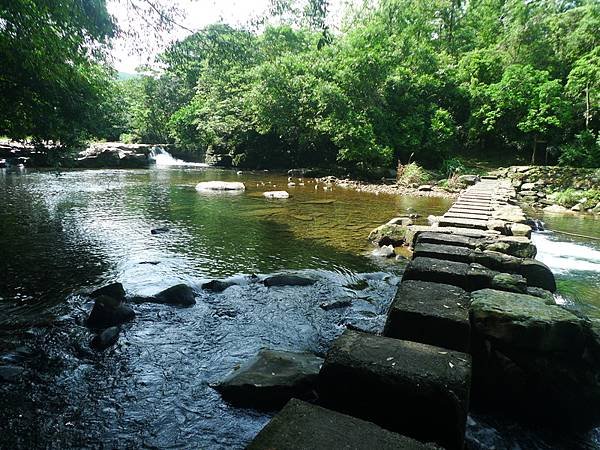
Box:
[558,131,600,168]
[397,162,431,186]
[553,188,600,209]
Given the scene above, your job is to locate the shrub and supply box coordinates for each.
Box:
[397,162,431,185]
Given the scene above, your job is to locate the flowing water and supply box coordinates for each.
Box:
[0,158,599,449]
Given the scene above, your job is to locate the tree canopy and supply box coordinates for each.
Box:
[1,0,599,168]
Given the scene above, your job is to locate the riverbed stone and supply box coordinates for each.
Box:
[517,259,556,292]
[90,326,120,351]
[384,280,471,352]
[202,279,236,292]
[319,330,471,449]
[368,223,407,246]
[470,289,585,353]
[154,284,196,306]
[195,181,245,191]
[87,295,135,329]
[263,274,316,287]
[263,190,289,199]
[215,350,323,410]
[247,399,438,450]
[0,365,26,383]
[509,223,532,238]
[89,282,126,302]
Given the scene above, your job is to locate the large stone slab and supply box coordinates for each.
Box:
[438,217,489,230]
[214,349,323,410]
[415,231,480,249]
[384,280,471,352]
[444,212,491,221]
[403,257,489,291]
[319,330,471,449]
[247,399,438,450]
[517,259,556,292]
[413,243,472,263]
[470,289,585,353]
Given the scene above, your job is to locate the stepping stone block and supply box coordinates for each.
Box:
[413,243,472,263]
[415,231,480,249]
[384,280,471,352]
[319,330,471,450]
[247,399,438,450]
[402,257,492,291]
[438,217,489,230]
[214,350,323,410]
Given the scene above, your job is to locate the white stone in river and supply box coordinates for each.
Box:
[372,245,395,258]
[263,191,290,199]
[195,181,246,191]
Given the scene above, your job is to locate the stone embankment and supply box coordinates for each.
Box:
[493,165,600,214]
[245,177,600,449]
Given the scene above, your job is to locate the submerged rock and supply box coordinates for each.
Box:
[263,274,316,287]
[195,181,245,191]
[90,326,120,351]
[214,349,323,409]
[0,365,26,383]
[150,227,169,234]
[368,223,407,247]
[154,284,196,306]
[202,280,236,292]
[87,295,135,329]
[320,298,353,311]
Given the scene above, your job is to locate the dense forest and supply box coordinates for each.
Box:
[1,0,599,172]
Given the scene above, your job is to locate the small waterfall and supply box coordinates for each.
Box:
[148,147,208,167]
[532,232,600,274]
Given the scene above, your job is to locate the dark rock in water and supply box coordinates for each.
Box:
[202,280,236,292]
[154,284,196,306]
[150,227,169,234]
[214,349,323,410]
[527,286,555,303]
[87,295,135,329]
[0,365,26,383]
[384,280,471,353]
[89,282,126,302]
[247,399,437,450]
[90,326,120,351]
[320,298,352,311]
[319,330,471,449]
[263,274,316,287]
[470,289,600,429]
[517,259,556,292]
[139,261,160,265]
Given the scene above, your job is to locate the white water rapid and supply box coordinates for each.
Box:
[149,147,208,167]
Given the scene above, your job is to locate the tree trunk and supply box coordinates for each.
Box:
[531,134,538,165]
[585,82,590,129]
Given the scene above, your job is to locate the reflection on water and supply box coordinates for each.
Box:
[0,166,447,449]
[1,166,599,449]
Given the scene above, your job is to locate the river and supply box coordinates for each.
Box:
[0,157,598,449]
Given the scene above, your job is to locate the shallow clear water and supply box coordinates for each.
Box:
[0,165,449,449]
[1,165,599,449]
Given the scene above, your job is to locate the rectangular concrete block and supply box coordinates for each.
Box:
[319,330,471,450]
[384,280,471,352]
[403,257,492,291]
[413,242,472,263]
[247,399,438,450]
[439,217,489,230]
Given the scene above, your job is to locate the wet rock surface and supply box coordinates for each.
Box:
[247,399,438,450]
[86,295,135,329]
[263,274,316,287]
[384,280,471,352]
[215,349,323,410]
[319,330,471,449]
[90,326,120,351]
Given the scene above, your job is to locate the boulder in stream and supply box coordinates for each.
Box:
[202,280,236,292]
[90,326,120,351]
[214,349,324,410]
[195,181,245,192]
[87,295,135,329]
[154,284,196,306]
[263,274,316,287]
[263,191,289,199]
[89,282,126,302]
